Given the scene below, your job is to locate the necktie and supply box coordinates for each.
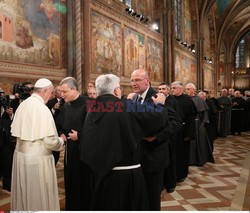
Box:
[137,96,143,103]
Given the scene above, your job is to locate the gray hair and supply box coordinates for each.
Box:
[186,83,196,90]
[171,81,183,88]
[95,74,120,96]
[59,77,78,90]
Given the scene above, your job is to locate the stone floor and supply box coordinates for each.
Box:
[161,132,250,211]
[1,132,250,211]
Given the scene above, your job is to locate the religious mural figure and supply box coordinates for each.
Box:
[91,12,122,74]
[38,0,57,23]
[204,66,214,90]
[124,28,145,77]
[175,51,181,81]
[137,0,151,18]
[15,21,33,49]
[147,37,163,82]
[0,0,61,66]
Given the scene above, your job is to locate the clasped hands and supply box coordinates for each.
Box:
[60,129,78,142]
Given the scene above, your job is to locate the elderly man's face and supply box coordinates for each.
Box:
[185,86,195,96]
[221,90,228,96]
[60,83,77,102]
[55,86,62,99]
[171,84,183,96]
[234,91,241,97]
[43,85,54,104]
[229,89,234,95]
[130,71,149,94]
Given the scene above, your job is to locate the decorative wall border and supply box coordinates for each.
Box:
[0,62,66,81]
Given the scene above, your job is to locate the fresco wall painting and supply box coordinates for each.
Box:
[0,0,67,94]
[91,10,163,84]
[147,37,163,82]
[184,0,192,44]
[135,0,152,21]
[0,0,63,67]
[174,50,197,85]
[124,27,145,77]
[204,64,214,90]
[204,19,210,57]
[91,11,122,75]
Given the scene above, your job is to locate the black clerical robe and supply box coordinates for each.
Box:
[245,97,250,131]
[57,95,90,210]
[174,94,196,180]
[205,98,219,150]
[156,103,182,191]
[231,96,246,134]
[189,96,214,166]
[0,110,14,191]
[217,96,232,137]
[80,94,166,210]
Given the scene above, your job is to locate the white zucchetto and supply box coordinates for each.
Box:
[34,78,52,88]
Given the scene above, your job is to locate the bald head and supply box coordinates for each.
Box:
[130,69,150,95]
[198,91,206,101]
[185,83,196,96]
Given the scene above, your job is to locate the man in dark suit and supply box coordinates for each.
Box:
[171,81,196,182]
[47,86,64,165]
[0,92,15,192]
[158,83,182,193]
[129,69,169,210]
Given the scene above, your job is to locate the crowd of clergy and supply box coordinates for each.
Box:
[0,70,250,211]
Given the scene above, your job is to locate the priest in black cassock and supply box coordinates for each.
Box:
[185,83,214,166]
[199,91,218,152]
[80,74,167,210]
[217,89,232,137]
[171,81,196,182]
[231,91,246,135]
[158,82,182,193]
[57,77,91,210]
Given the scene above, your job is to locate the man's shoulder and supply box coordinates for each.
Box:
[47,97,57,103]
[145,87,157,101]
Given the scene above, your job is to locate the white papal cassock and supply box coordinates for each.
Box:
[10,93,64,211]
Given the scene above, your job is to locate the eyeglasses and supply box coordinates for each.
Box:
[130,78,147,83]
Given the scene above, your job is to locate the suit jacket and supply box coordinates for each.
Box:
[47,97,64,122]
[0,111,12,147]
[138,87,169,173]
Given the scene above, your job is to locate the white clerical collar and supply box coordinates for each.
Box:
[139,87,150,103]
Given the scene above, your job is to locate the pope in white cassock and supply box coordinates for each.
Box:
[10,78,65,211]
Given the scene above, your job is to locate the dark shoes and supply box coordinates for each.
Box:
[176,177,186,183]
[166,187,175,193]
